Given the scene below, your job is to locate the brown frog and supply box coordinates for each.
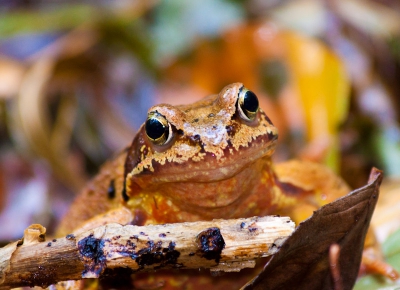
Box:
[58,83,391,289]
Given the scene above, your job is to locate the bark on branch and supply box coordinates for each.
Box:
[0,216,294,289]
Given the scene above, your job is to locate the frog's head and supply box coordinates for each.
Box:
[124,83,278,208]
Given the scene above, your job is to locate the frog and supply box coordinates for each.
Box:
[57,83,392,289]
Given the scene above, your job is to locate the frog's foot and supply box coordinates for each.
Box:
[358,229,399,280]
[360,248,399,280]
[70,207,134,235]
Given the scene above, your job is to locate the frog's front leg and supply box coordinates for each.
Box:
[68,207,133,235]
[57,150,130,236]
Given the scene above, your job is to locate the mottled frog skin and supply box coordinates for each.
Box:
[58,83,350,289]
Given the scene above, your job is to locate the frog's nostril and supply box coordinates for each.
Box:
[225,125,236,136]
[189,134,201,143]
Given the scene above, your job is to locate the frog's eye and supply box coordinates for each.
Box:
[145,111,173,146]
[237,88,259,122]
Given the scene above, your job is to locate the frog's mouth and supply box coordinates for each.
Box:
[160,135,276,182]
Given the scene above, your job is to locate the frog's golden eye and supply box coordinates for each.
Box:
[145,111,173,146]
[237,88,259,121]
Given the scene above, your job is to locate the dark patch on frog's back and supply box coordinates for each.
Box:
[122,180,129,202]
[107,179,116,199]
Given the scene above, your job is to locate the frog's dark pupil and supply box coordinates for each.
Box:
[243,90,259,113]
[146,118,167,140]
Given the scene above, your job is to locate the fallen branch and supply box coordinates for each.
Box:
[0,215,294,289]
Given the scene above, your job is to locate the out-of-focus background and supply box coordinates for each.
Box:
[0,1,399,287]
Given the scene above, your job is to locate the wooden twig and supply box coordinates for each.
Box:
[0,216,294,289]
